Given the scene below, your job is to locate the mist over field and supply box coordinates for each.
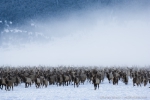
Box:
[0,0,150,66]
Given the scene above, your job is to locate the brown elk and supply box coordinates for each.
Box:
[92,75,100,90]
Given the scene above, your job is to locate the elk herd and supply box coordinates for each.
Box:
[0,66,150,91]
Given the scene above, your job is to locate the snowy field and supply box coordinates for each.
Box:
[1,1,150,100]
[1,78,149,100]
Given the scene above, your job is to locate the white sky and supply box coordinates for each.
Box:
[0,3,150,66]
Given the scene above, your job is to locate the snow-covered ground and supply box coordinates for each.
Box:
[1,78,149,100]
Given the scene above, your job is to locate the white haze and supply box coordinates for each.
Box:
[0,4,150,66]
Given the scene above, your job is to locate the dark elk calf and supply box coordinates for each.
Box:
[79,74,87,85]
[56,74,63,86]
[107,72,113,83]
[123,74,128,85]
[63,75,70,86]
[113,72,119,85]
[74,76,80,88]
[5,78,14,91]
[43,79,48,88]
[35,78,41,88]
[93,76,100,90]
[0,78,6,90]
[24,77,32,88]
